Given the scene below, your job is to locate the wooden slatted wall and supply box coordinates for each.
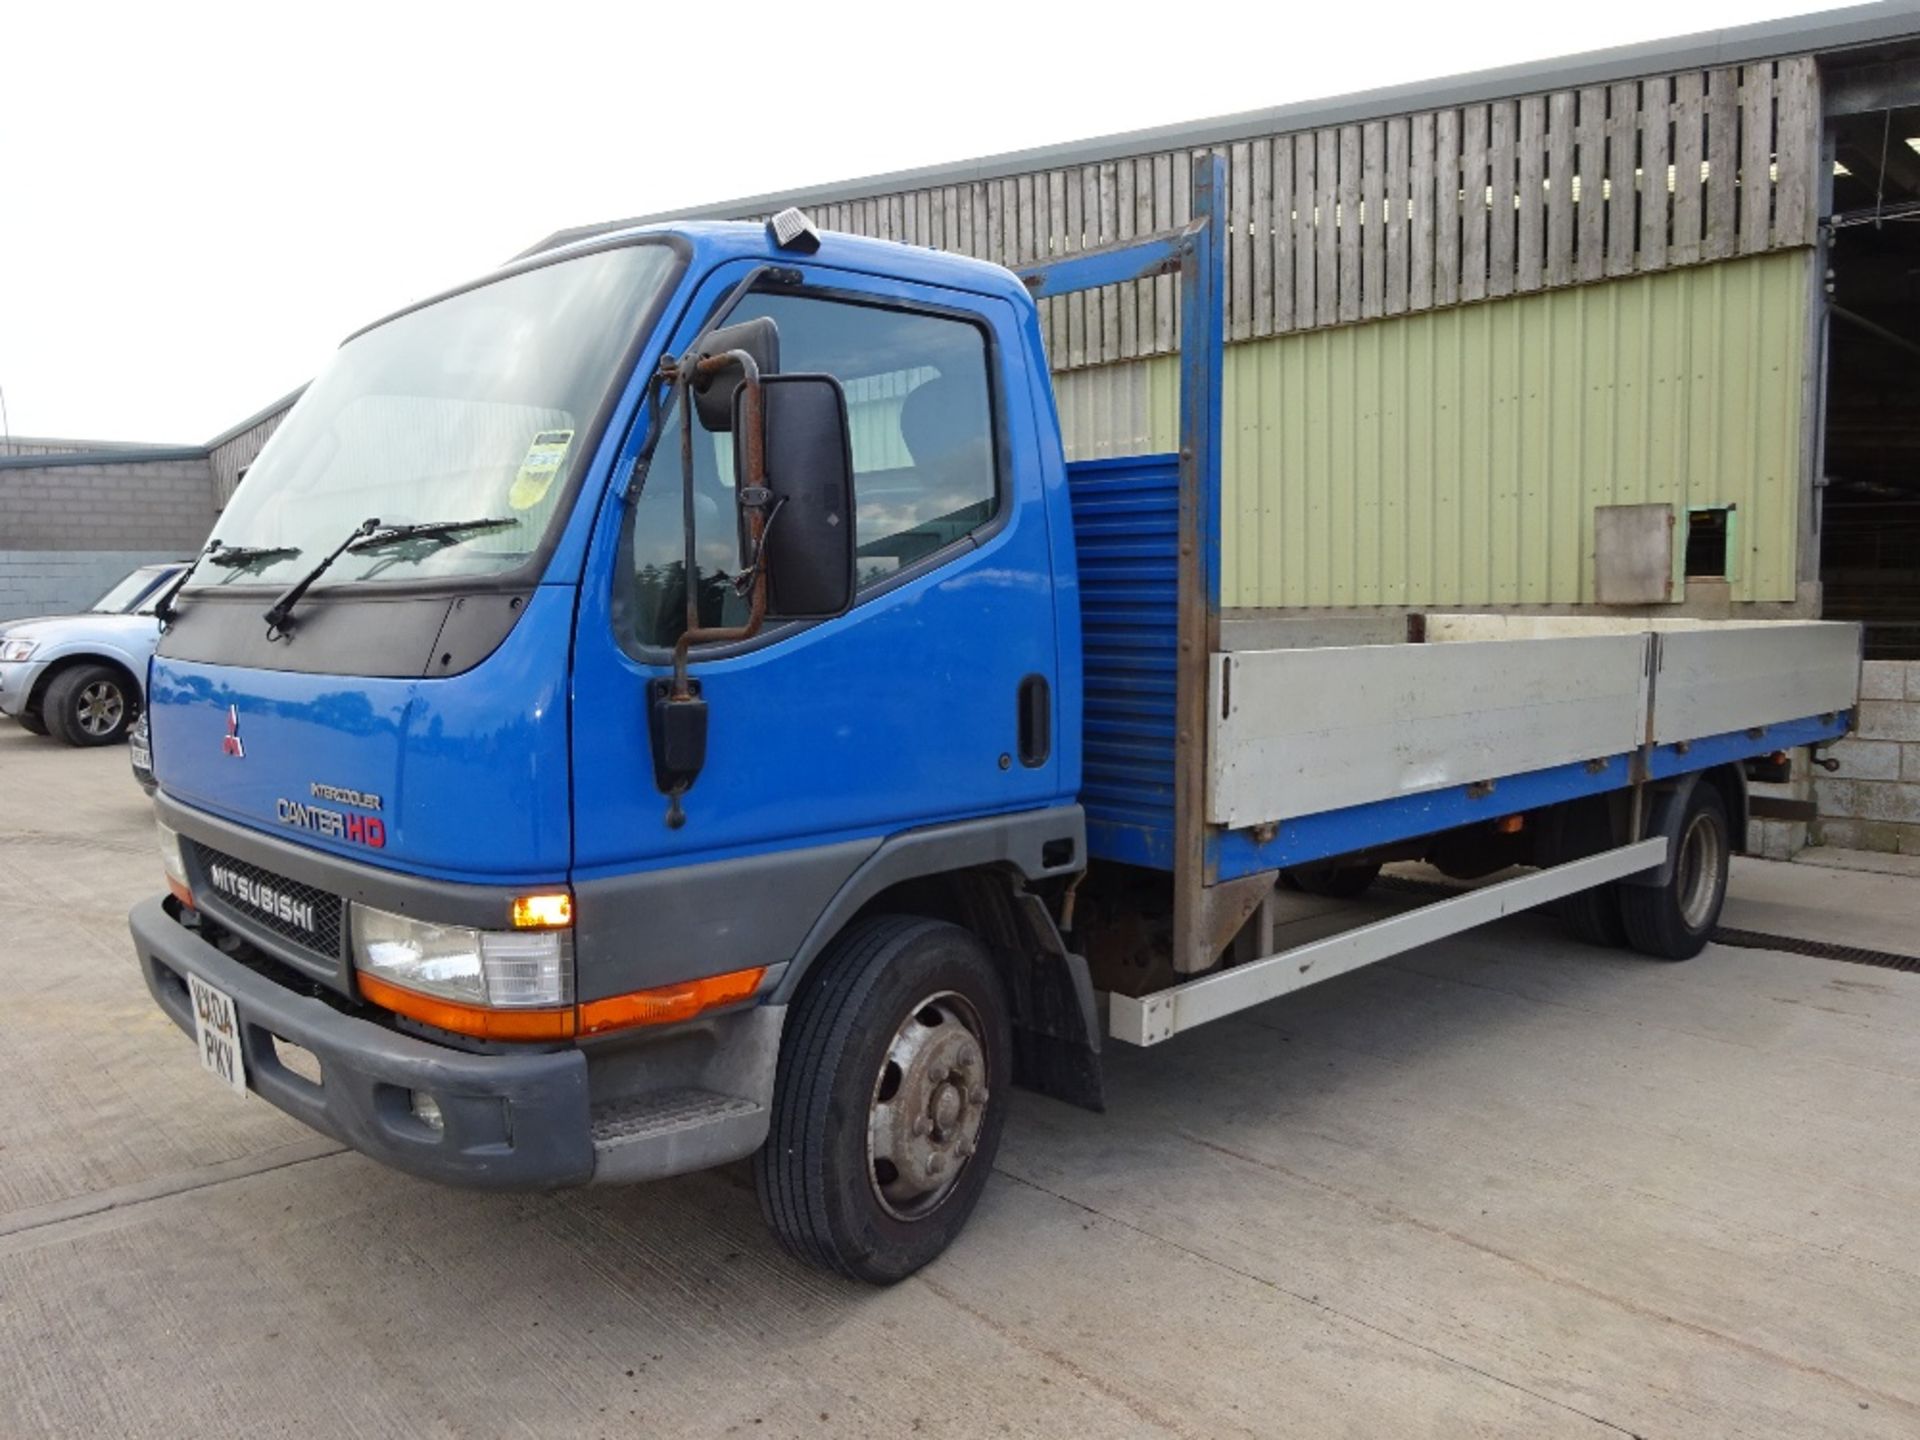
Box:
[736,57,1820,371]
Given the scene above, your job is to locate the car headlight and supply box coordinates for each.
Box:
[156,820,192,906]
[350,900,574,1011]
[0,638,38,662]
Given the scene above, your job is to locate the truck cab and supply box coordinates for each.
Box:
[134,219,1090,1283]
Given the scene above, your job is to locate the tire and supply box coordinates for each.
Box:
[42,663,133,747]
[14,710,48,736]
[1280,861,1382,899]
[1619,784,1730,961]
[1559,881,1629,948]
[755,914,1011,1284]
[1546,795,1629,949]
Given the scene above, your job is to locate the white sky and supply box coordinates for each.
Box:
[0,0,1853,444]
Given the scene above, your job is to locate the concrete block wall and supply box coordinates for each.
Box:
[1,457,216,551]
[0,550,192,622]
[0,454,216,621]
[1749,751,1813,861]
[1812,660,1920,857]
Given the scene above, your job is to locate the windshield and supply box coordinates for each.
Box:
[92,567,170,613]
[203,242,680,591]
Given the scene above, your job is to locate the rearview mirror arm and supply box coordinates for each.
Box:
[664,347,769,701]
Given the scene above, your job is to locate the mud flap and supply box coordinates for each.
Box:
[1008,891,1105,1113]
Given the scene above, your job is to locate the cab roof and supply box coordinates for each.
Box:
[557,219,1033,306]
[353,219,1036,345]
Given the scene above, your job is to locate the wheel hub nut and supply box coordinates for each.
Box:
[931,1083,963,1132]
[866,991,992,1220]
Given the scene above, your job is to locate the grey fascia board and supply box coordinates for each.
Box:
[0,381,306,473]
[0,446,209,472]
[525,0,1920,253]
[1,435,195,454]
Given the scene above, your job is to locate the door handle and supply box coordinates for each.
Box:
[1018,674,1050,768]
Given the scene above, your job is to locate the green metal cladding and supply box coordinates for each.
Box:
[1053,249,1811,608]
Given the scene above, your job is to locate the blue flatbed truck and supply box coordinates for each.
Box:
[132,157,1861,1282]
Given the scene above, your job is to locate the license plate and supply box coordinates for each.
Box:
[187,973,248,1098]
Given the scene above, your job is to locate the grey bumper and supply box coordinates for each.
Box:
[131,896,781,1190]
[0,659,49,719]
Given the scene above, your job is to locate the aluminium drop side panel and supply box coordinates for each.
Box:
[1205,633,1650,829]
[1649,621,1863,744]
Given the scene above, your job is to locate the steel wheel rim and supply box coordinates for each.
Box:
[866,989,989,1221]
[77,681,124,736]
[1677,810,1725,930]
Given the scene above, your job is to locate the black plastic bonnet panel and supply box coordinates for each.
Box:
[156,590,533,678]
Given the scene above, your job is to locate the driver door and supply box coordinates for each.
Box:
[570,265,1065,884]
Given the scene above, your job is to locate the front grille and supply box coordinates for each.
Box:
[189,842,344,961]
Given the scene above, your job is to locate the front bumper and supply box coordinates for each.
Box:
[133,895,595,1188]
[132,895,784,1190]
[0,658,50,719]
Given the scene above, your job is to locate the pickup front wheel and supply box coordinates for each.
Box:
[43,663,133,747]
[755,915,1011,1284]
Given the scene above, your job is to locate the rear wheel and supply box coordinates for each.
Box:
[1281,861,1382,899]
[1559,881,1629,948]
[1546,795,1630,948]
[43,664,132,747]
[1620,785,1730,961]
[755,915,1011,1284]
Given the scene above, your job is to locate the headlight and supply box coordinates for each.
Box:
[156,820,192,905]
[350,901,573,1010]
[0,638,37,662]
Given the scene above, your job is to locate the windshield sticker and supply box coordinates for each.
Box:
[508,429,574,511]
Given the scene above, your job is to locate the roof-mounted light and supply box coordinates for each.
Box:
[767,208,821,255]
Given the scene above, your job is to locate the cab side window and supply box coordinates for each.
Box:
[623,292,999,648]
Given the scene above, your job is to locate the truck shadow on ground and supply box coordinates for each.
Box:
[326,911,1690,1329]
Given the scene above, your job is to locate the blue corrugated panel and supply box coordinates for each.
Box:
[1067,453,1180,870]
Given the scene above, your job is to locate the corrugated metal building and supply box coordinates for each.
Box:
[537,1,1920,660]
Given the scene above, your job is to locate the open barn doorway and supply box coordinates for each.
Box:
[1823,72,1920,660]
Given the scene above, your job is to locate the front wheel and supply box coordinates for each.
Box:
[14,710,49,736]
[1620,784,1730,961]
[755,915,1011,1284]
[43,663,133,747]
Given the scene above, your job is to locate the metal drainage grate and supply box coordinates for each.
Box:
[1706,929,1920,973]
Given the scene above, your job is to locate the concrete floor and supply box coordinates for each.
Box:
[4,722,1919,1439]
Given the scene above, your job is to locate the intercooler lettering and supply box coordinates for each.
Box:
[275,798,387,849]
[309,782,382,811]
[206,863,316,933]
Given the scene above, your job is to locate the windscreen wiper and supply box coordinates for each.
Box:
[150,540,220,624]
[152,538,298,623]
[263,518,380,637]
[207,543,302,568]
[347,516,519,553]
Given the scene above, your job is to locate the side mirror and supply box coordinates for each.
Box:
[692,317,780,432]
[737,374,856,622]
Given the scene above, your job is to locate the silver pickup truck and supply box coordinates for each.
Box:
[0,562,186,747]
